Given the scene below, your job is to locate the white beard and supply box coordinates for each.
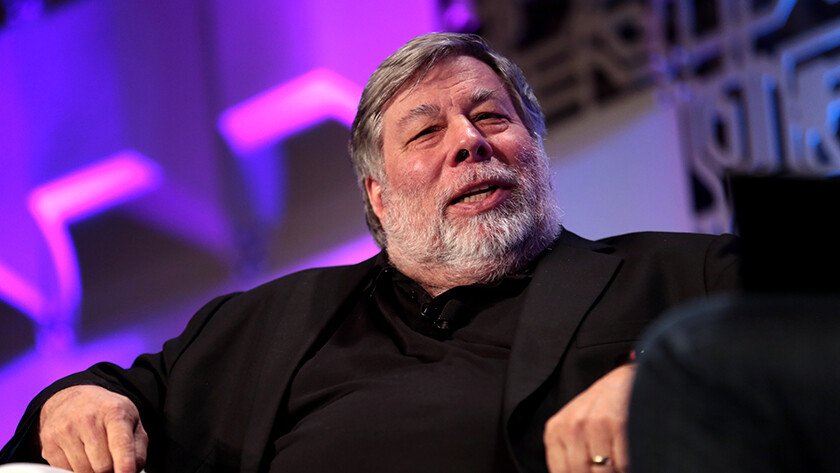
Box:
[380,142,562,287]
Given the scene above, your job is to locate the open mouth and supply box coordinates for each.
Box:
[451,184,500,205]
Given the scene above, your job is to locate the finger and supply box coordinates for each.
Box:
[43,419,95,473]
[61,435,96,473]
[585,420,617,473]
[589,453,617,473]
[84,441,115,473]
[80,418,115,473]
[134,421,149,472]
[545,414,574,473]
[611,422,630,473]
[566,435,593,473]
[587,448,617,473]
[41,440,72,471]
[545,439,569,473]
[108,416,141,473]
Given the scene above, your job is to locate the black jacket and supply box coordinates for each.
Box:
[0,229,740,472]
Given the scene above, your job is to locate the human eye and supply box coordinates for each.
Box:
[472,110,510,129]
[473,103,511,120]
[408,125,442,144]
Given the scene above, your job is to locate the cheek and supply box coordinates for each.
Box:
[387,158,440,191]
[381,170,442,218]
[491,132,535,164]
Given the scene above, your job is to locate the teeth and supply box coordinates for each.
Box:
[460,186,494,203]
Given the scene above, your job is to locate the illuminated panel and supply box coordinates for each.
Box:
[0,263,44,323]
[218,69,378,270]
[218,68,363,156]
[0,151,163,350]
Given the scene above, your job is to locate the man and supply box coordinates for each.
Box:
[0,33,739,473]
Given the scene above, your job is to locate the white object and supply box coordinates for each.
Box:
[0,465,70,473]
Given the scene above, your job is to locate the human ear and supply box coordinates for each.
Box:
[365,177,384,221]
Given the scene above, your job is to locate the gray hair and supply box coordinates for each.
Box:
[349,32,546,248]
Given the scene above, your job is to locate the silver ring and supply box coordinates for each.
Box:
[591,455,612,466]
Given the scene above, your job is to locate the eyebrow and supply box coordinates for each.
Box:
[469,88,505,106]
[395,88,507,130]
[397,103,441,129]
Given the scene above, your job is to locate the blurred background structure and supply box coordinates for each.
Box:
[1,0,838,443]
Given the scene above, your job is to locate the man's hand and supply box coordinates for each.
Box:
[39,385,148,473]
[543,363,635,473]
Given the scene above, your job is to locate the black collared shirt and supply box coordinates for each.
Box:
[270,253,533,472]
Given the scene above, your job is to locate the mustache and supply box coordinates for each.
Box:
[438,162,519,208]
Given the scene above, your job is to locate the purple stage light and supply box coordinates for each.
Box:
[218,68,363,156]
[15,151,162,351]
[0,263,44,321]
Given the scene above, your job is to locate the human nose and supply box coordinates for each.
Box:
[448,118,491,165]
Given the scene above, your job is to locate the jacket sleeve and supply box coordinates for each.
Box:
[0,293,239,464]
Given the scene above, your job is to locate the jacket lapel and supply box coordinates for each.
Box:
[239,255,380,472]
[502,230,621,420]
